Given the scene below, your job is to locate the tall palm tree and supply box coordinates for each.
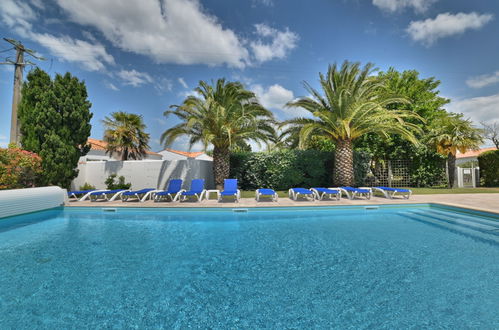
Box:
[285,61,422,186]
[161,79,275,188]
[102,111,150,161]
[428,112,483,188]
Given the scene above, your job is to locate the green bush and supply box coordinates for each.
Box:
[79,182,96,191]
[478,150,499,186]
[230,150,371,190]
[105,174,131,190]
[409,149,448,187]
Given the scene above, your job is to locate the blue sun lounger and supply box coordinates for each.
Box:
[373,186,412,199]
[255,188,278,202]
[90,189,129,202]
[339,186,371,200]
[288,188,314,201]
[121,188,157,202]
[154,179,183,202]
[219,179,241,202]
[68,189,95,201]
[312,188,341,200]
[175,179,206,202]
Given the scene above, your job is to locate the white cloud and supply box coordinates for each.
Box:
[448,93,499,124]
[406,12,494,46]
[117,69,153,87]
[154,77,173,93]
[466,71,499,89]
[373,0,436,13]
[178,77,188,89]
[55,0,250,68]
[250,83,310,119]
[250,24,299,63]
[178,90,201,98]
[251,84,294,109]
[30,0,45,10]
[0,0,36,36]
[2,0,298,69]
[0,0,115,72]
[104,82,119,91]
[35,33,115,71]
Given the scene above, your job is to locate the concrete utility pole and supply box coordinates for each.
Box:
[1,38,45,145]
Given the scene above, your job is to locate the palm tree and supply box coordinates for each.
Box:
[161,79,275,188]
[102,111,150,161]
[285,61,422,186]
[428,113,483,188]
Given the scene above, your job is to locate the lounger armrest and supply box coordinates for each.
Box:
[310,188,320,199]
[173,189,186,202]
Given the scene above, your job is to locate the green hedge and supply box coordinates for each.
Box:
[230,150,371,190]
[478,150,499,186]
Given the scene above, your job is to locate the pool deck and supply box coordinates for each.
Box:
[66,193,499,214]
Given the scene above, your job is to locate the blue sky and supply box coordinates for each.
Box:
[1,0,498,151]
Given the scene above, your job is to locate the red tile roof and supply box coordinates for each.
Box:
[456,147,496,159]
[87,138,161,156]
[162,148,205,158]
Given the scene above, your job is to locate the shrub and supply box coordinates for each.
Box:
[0,144,42,190]
[79,182,96,191]
[104,174,131,190]
[478,150,499,186]
[230,150,371,190]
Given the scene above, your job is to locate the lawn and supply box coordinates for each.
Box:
[240,187,499,198]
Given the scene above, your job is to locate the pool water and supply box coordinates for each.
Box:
[0,205,498,328]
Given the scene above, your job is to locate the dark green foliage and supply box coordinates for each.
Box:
[478,150,499,186]
[105,174,132,190]
[79,182,96,190]
[355,68,449,160]
[230,150,371,190]
[408,147,448,187]
[18,68,92,188]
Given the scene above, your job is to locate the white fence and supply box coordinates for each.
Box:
[71,159,214,190]
[0,186,67,218]
[456,167,479,188]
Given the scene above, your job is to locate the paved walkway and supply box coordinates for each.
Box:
[67,193,499,214]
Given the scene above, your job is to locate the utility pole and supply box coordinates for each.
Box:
[1,38,45,145]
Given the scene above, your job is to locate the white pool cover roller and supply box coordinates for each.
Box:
[0,186,67,218]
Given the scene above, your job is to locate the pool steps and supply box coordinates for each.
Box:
[402,210,499,246]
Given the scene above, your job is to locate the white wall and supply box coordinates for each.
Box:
[72,159,214,190]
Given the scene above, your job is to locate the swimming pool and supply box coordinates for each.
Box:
[0,204,497,328]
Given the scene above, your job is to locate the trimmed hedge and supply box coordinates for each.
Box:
[230,150,371,190]
[478,149,499,186]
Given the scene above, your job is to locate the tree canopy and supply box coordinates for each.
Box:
[102,111,150,161]
[161,78,275,187]
[285,61,422,185]
[18,68,92,188]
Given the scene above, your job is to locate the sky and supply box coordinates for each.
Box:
[1,0,498,151]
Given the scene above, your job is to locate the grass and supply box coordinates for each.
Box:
[240,187,499,198]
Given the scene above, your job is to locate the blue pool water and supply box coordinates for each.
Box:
[0,204,498,328]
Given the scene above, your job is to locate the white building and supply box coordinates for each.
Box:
[157,148,213,161]
[456,147,496,166]
[81,138,163,161]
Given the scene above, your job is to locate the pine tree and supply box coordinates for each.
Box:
[18,68,92,188]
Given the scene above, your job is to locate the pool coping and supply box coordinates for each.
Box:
[64,195,499,216]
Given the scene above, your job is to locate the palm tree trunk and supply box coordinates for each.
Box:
[447,153,456,188]
[334,139,354,186]
[122,148,128,161]
[213,146,230,190]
